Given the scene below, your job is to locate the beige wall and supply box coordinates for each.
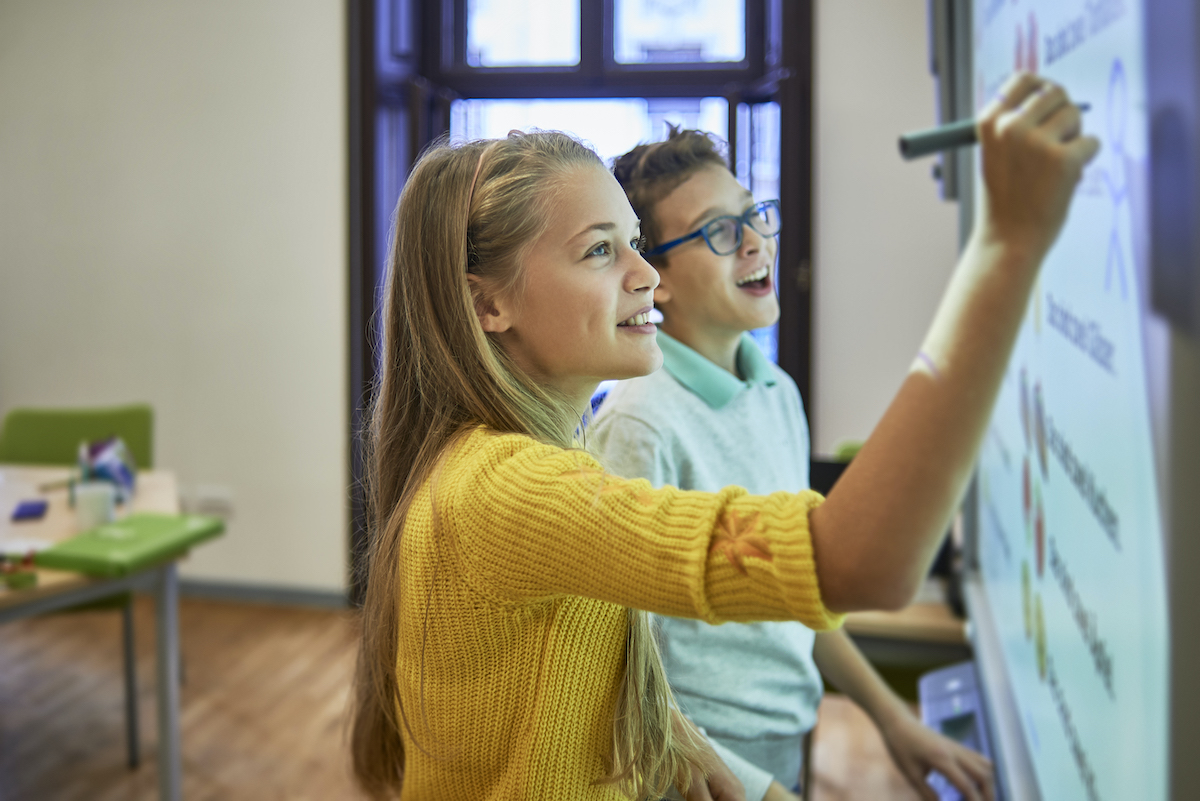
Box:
[812,0,962,456]
[0,1,348,592]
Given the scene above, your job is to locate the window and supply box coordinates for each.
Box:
[451,97,729,162]
[614,0,746,64]
[466,0,580,66]
[350,0,814,597]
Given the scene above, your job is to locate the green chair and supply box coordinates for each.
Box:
[0,404,153,469]
[0,403,154,770]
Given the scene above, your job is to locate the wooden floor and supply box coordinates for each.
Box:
[0,597,923,800]
[809,696,925,801]
[0,597,361,801]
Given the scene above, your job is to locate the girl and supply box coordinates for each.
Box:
[351,73,1097,800]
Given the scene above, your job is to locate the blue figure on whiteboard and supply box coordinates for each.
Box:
[1102,59,1130,299]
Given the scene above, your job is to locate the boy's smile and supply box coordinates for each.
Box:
[735,264,773,296]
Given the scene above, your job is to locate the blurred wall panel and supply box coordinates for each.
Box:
[0,0,348,594]
[811,0,960,455]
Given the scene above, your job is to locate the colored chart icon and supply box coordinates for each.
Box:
[1035,593,1047,682]
[1022,560,1033,641]
[1020,367,1031,449]
[1034,381,1048,480]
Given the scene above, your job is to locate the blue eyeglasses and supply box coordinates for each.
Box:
[644,199,781,258]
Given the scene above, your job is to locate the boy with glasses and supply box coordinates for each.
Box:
[594,129,992,801]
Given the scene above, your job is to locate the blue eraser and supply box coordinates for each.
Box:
[12,500,48,522]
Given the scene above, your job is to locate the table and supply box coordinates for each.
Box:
[0,465,186,801]
[844,578,971,666]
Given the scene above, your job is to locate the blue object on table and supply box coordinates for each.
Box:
[11,499,48,522]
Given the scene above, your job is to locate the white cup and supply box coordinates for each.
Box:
[76,481,117,532]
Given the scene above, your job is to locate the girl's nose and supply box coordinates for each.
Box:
[627,251,659,294]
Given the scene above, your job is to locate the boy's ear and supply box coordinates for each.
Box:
[652,268,674,307]
[467,274,514,333]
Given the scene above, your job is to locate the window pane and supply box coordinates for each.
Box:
[749,102,780,208]
[467,0,580,67]
[746,102,781,363]
[614,0,745,64]
[450,97,728,164]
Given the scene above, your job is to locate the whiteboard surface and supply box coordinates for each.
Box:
[972,1,1169,800]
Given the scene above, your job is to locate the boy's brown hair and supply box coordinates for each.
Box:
[611,127,730,262]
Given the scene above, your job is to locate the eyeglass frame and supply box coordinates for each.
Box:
[643,199,781,258]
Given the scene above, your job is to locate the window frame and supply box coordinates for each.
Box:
[420,0,769,99]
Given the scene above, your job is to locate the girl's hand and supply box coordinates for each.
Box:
[878,708,995,801]
[976,72,1101,263]
[678,754,746,801]
[672,721,747,801]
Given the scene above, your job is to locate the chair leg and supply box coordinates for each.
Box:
[122,599,141,770]
[799,729,814,800]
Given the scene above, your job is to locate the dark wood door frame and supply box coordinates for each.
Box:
[776,0,815,418]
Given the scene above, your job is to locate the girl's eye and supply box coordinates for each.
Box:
[632,235,648,254]
[587,242,612,258]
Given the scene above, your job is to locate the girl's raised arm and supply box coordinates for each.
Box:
[809,73,1101,613]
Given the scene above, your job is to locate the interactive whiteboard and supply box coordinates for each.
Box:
[972,1,1169,799]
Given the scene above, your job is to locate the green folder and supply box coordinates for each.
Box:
[35,513,224,577]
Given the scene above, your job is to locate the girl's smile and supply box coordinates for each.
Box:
[617,305,656,334]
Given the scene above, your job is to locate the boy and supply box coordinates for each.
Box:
[593,129,993,801]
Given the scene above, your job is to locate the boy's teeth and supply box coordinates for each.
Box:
[618,312,650,326]
[736,266,770,286]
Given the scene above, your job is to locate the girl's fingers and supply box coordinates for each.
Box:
[1002,72,1048,112]
[683,766,715,801]
[1065,133,1103,170]
[1042,101,1084,142]
[1012,83,1071,129]
[979,71,1046,122]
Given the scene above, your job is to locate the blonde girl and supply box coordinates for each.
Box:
[351,73,1097,801]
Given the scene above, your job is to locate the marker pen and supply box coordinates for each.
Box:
[899,103,1091,160]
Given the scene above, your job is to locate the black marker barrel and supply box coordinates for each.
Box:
[899,104,1090,160]
[899,119,978,160]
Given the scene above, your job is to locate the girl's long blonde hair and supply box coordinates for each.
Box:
[351,131,702,799]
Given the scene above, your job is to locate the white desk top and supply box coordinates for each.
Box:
[0,465,178,609]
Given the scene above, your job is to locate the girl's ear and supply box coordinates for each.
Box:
[467,274,514,333]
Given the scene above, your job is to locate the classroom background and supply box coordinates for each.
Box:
[0,1,992,798]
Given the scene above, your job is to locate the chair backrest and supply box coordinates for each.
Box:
[0,404,154,469]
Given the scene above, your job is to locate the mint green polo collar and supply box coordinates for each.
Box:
[657,329,777,410]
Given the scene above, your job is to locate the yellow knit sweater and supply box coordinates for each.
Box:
[395,428,844,799]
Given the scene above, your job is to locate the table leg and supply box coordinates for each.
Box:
[155,563,182,801]
[123,599,141,769]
